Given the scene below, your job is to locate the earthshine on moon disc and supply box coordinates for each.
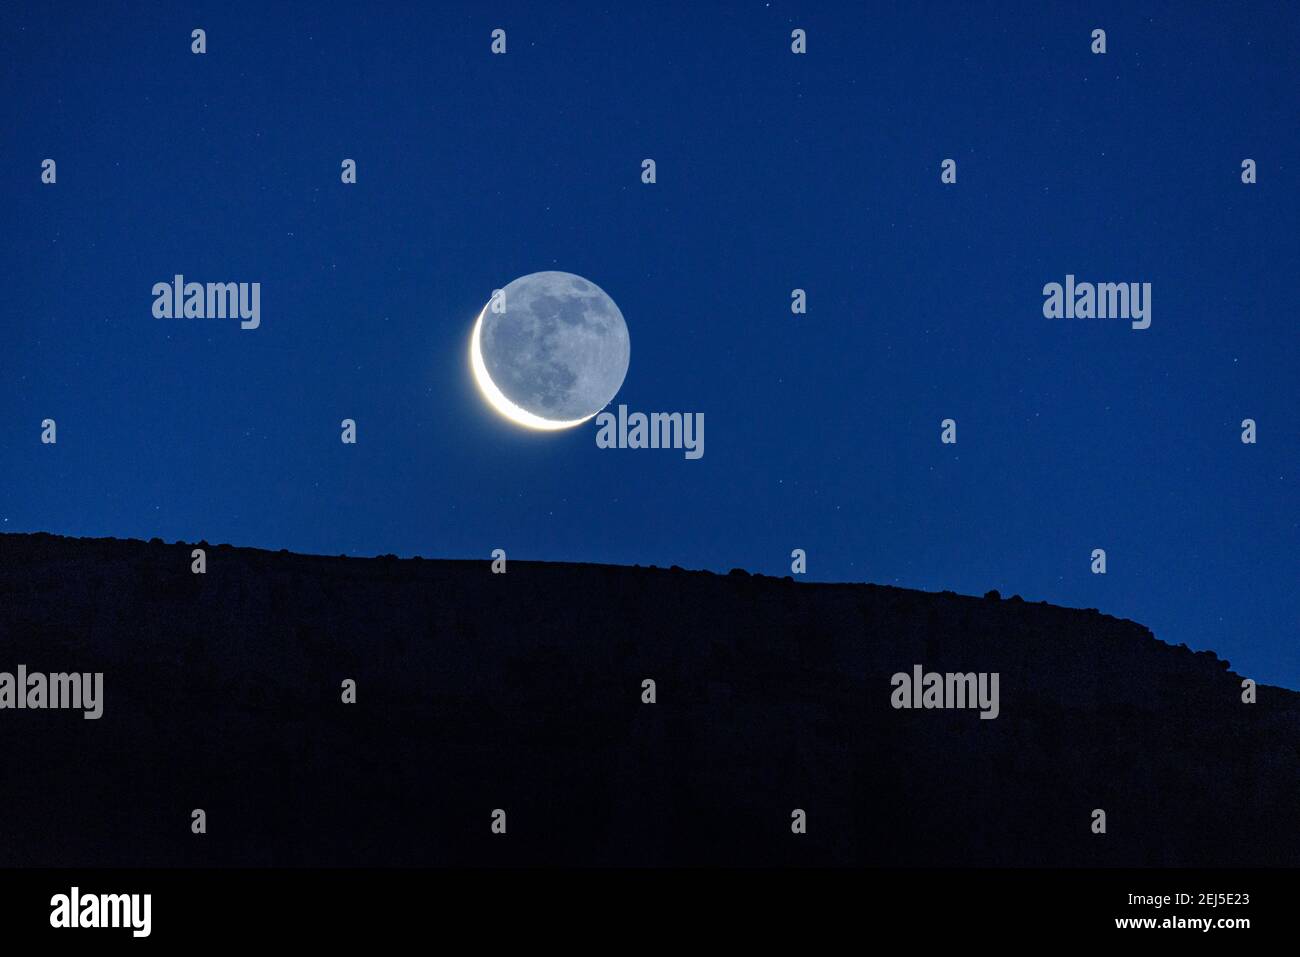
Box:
[470,271,631,430]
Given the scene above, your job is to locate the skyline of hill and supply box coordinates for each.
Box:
[1,531,1296,867]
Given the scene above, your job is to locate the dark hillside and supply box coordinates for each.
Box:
[0,532,1295,867]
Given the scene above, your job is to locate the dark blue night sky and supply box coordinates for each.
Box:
[3,3,1296,687]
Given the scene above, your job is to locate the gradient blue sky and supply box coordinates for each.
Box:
[3,2,1297,687]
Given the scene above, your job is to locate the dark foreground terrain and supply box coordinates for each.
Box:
[0,532,1295,867]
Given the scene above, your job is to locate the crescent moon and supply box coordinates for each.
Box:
[469,305,598,431]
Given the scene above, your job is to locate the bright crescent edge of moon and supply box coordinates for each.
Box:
[469,305,598,431]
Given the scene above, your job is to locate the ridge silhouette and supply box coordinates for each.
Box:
[1,532,1295,867]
